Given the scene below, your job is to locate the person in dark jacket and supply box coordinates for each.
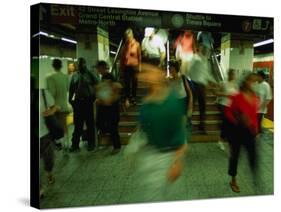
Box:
[96,61,122,154]
[69,57,98,152]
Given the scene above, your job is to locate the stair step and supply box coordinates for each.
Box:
[120,113,221,122]
[97,131,220,145]
[118,120,221,133]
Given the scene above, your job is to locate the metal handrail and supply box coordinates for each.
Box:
[110,39,123,80]
[210,45,225,82]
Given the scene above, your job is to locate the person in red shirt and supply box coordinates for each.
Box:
[120,28,141,107]
[224,72,259,193]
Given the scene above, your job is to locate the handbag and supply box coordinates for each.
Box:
[42,89,64,140]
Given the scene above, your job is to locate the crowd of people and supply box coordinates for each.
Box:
[38,28,272,199]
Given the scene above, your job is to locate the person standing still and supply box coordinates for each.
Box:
[254,70,272,134]
[69,58,98,152]
[96,61,122,154]
[46,59,69,149]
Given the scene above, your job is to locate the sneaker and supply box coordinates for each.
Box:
[217,141,225,151]
[111,148,121,155]
[47,175,55,185]
[69,146,80,152]
[125,99,130,108]
[230,181,240,193]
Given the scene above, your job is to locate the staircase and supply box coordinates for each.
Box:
[121,84,220,144]
[99,37,223,145]
[98,83,221,145]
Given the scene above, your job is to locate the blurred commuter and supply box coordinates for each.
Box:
[69,58,98,152]
[39,89,59,198]
[141,28,166,67]
[224,73,259,193]
[120,28,141,107]
[96,61,122,154]
[46,59,69,149]
[129,64,188,200]
[254,70,272,134]
[169,60,193,141]
[174,30,197,74]
[197,31,214,59]
[215,69,238,150]
[187,46,216,133]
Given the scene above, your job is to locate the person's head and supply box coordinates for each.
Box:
[68,63,76,75]
[144,27,155,38]
[124,28,134,41]
[78,57,86,72]
[240,72,258,93]
[228,69,236,81]
[257,70,267,83]
[169,60,181,78]
[52,59,62,71]
[96,60,108,75]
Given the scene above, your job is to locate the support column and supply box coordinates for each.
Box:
[76,27,110,70]
[220,33,254,78]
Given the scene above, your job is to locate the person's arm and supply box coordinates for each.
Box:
[183,77,193,117]
[137,42,142,71]
[159,39,166,67]
[43,105,60,117]
[263,83,272,109]
[159,52,166,67]
[168,143,188,182]
[68,74,75,105]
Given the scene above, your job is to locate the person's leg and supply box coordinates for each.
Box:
[217,104,226,150]
[40,135,55,184]
[131,66,138,104]
[110,121,121,151]
[243,131,258,176]
[71,102,84,151]
[257,113,264,134]
[197,84,206,131]
[124,66,131,106]
[85,101,95,151]
[228,129,241,192]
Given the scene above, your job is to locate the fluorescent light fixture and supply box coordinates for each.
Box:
[254,39,273,47]
[110,51,117,55]
[32,31,49,38]
[49,34,55,38]
[39,31,49,36]
[61,37,77,44]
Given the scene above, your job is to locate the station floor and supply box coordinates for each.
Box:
[40,128,274,209]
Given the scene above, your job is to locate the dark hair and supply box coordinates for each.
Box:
[169,60,181,73]
[52,59,62,70]
[78,57,86,66]
[257,70,267,79]
[96,60,108,68]
[240,72,257,91]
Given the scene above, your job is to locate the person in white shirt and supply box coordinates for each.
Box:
[186,46,217,132]
[254,70,272,133]
[141,27,166,67]
[39,89,60,198]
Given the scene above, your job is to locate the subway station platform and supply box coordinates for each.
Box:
[40,128,273,209]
